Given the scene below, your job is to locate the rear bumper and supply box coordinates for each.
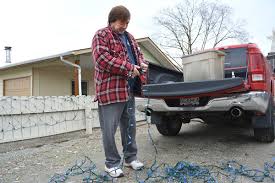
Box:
[137,91,271,114]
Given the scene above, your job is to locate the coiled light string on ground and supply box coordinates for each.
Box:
[220,160,275,182]
[48,156,112,183]
[48,156,275,183]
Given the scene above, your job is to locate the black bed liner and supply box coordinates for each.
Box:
[142,77,245,98]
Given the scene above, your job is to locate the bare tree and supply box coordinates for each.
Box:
[154,0,249,57]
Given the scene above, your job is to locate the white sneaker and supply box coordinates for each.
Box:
[125,160,144,170]
[104,166,124,178]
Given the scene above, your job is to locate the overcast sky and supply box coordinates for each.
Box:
[0,0,274,66]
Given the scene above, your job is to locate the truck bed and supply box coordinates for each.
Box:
[142,63,246,98]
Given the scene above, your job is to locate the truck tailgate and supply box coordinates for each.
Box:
[142,77,246,98]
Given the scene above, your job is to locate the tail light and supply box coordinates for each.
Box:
[249,53,266,90]
[249,53,265,82]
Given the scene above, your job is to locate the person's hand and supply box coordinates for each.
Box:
[140,62,148,73]
[132,65,140,78]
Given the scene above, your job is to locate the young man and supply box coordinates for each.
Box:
[91,5,148,178]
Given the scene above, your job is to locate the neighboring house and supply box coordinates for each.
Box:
[0,37,179,96]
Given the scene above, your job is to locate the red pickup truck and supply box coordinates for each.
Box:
[138,43,275,142]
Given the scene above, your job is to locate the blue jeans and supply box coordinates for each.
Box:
[98,94,137,168]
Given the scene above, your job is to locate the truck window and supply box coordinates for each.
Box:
[223,48,247,79]
[224,48,247,68]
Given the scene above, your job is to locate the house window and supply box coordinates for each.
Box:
[71,81,88,96]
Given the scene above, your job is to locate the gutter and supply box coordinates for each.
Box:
[60,56,82,95]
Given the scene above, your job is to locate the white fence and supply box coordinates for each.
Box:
[0,96,146,144]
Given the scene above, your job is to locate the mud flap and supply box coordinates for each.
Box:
[252,115,274,128]
[252,99,274,128]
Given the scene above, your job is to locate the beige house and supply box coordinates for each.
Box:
[0,37,179,96]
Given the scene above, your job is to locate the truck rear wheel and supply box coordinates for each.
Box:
[254,128,274,142]
[253,99,275,142]
[156,116,182,136]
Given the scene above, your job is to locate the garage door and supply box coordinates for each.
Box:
[4,76,31,96]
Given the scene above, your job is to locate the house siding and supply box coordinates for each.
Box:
[33,66,73,96]
[0,80,3,96]
[140,45,160,65]
[32,65,94,96]
[32,68,40,96]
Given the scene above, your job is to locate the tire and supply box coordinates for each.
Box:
[253,99,275,143]
[254,128,274,142]
[156,116,182,136]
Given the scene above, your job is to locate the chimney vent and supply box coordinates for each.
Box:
[4,46,12,63]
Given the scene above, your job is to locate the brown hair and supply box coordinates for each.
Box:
[108,5,130,25]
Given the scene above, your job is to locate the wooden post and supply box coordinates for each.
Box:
[74,60,80,95]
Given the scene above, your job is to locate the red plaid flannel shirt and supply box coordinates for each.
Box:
[91,26,146,105]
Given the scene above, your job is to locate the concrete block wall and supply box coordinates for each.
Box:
[0,96,146,143]
[0,96,97,143]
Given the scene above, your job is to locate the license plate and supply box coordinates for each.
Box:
[180,97,199,106]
